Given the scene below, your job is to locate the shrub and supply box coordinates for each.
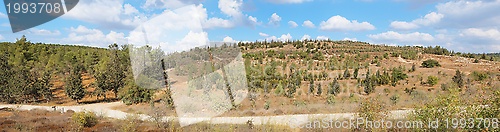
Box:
[120,84,153,105]
[427,76,439,86]
[357,97,387,131]
[390,94,399,104]
[264,102,270,110]
[326,95,335,104]
[421,59,441,68]
[471,71,489,81]
[72,111,98,128]
[452,70,464,88]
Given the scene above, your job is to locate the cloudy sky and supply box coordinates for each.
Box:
[0,0,499,53]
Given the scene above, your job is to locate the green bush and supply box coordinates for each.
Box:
[357,97,387,131]
[471,71,489,81]
[264,102,270,110]
[390,94,399,104]
[72,111,98,127]
[326,95,335,104]
[427,76,439,86]
[421,59,441,68]
[120,84,153,105]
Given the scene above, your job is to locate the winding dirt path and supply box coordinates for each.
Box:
[0,102,413,127]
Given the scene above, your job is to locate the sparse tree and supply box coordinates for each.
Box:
[65,56,85,103]
[452,70,464,88]
[353,68,359,79]
[427,76,439,86]
[343,68,351,79]
[309,79,315,95]
[316,83,322,96]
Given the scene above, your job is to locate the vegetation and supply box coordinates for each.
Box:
[452,70,464,88]
[427,76,439,86]
[421,59,441,68]
[64,62,86,103]
[72,111,98,128]
[2,36,500,131]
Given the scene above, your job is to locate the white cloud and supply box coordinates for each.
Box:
[288,21,298,28]
[259,32,269,37]
[123,4,139,15]
[266,33,292,42]
[268,13,282,26]
[0,12,6,19]
[204,18,235,29]
[301,34,311,40]
[65,25,126,47]
[280,33,292,41]
[319,15,375,31]
[368,31,434,45]
[460,28,500,40]
[223,36,236,43]
[128,5,208,53]
[265,0,312,4]
[142,0,204,9]
[0,35,4,40]
[413,12,444,26]
[27,29,61,36]
[390,12,443,30]
[219,0,243,17]
[435,0,500,28]
[390,21,419,30]
[302,20,315,28]
[343,37,358,41]
[316,36,329,40]
[247,16,260,26]
[64,0,146,30]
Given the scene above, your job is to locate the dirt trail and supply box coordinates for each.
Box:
[0,102,413,127]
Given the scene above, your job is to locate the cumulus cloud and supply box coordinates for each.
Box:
[247,16,260,26]
[64,0,147,30]
[26,29,61,36]
[265,33,292,42]
[368,31,434,45]
[343,37,358,41]
[435,0,500,28]
[268,13,281,26]
[316,36,329,40]
[389,21,419,30]
[259,32,269,37]
[128,5,208,53]
[0,12,6,19]
[265,0,312,4]
[142,0,204,9]
[301,34,311,40]
[64,25,126,47]
[460,28,500,40]
[288,21,298,28]
[320,15,375,31]
[390,12,443,30]
[223,36,236,43]
[204,18,235,29]
[302,20,315,28]
[219,0,243,17]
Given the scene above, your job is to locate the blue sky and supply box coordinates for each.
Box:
[0,0,499,53]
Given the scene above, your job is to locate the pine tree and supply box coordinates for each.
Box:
[329,79,341,96]
[316,83,322,96]
[364,69,374,94]
[452,70,464,88]
[343,68,351,79]
[309,79,315,95]
[65,56,85,103]
[353,68,359,79]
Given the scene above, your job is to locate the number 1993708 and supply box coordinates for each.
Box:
[6,2,63,14]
